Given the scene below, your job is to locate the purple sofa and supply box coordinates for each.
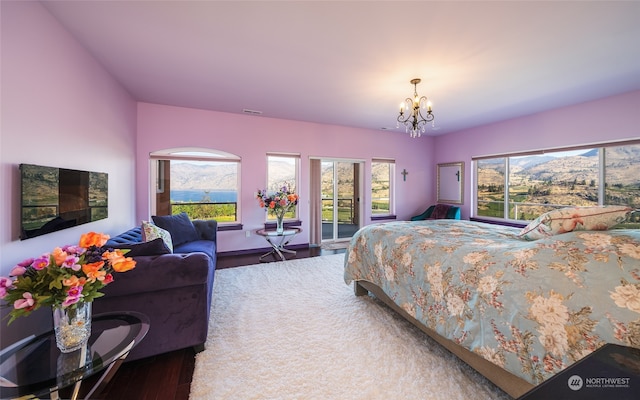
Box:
[95,218,217,361]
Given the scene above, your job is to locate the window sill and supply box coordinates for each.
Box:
[470,217,527,228]
[371,215,397,221]
[218,223,243,231]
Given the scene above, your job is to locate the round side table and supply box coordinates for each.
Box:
[0,311,149,400]
[256,227,302,261]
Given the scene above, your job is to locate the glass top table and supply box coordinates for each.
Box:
[0,311,149,400]
[256,227,302,261]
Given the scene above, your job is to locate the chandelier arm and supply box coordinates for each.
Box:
[396,98,415,124]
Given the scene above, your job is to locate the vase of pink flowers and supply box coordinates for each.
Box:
[256,184,299,234]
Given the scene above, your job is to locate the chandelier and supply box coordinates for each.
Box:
[397,78,434,138]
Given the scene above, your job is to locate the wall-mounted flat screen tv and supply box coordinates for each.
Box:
[20,164,108,240]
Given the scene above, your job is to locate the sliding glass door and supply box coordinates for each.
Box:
[320,160,362,241]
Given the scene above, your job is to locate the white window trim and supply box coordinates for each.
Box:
[472,140,640,222]
[149,148,242,224]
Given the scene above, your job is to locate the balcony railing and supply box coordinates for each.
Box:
[477,200,576,220]
[477,200,640,227]
[170,202,237,222]
[322,198,354,223]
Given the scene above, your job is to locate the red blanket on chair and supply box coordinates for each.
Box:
[430,204,451,219]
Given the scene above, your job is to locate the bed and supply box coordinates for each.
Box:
[344,219,640,398]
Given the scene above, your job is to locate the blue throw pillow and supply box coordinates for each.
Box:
[115,238,171,257]
[152,212,199,247]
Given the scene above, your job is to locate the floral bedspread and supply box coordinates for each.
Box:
[344,220,640,385]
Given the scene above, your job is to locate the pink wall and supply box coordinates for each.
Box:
[433,90,640,219]
[2,0,637,345]
[136,103,435,252]
[1,1,137,344]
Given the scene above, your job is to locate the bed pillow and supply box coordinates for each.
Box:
[152,212,199,247]
[141,221,174,252]
[518,205,633,241]
[114,238,172,257]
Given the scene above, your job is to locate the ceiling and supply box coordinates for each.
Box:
[41,1,640,136]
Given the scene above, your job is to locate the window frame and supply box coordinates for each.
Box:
[265,153,300,222]
[150,148,242,226]
[371,159,396,218]
[472,140,640,225]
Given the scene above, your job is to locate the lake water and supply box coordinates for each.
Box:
[171,190,237,203]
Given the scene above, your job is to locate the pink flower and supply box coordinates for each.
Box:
[0,277,14,298]
[66,285,83,298]
[103,274,114,285]
[62,255,81,271]
[17,258,34,268]
[10,266,26,276]
[62,285,83,307]
[62,245,85,256]
[32,255,50,270]
[14,292,35,309]
[62,296,81,307]
[62,285,84,307]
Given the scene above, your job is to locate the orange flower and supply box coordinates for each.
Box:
[82,261,104,274]
[63,275,86,287]
[79,232,110,248]
[51,247,68,266]
[112,258,136,273]
[81,261,106,283]
[102,249,125,264]
[102,250,136,273]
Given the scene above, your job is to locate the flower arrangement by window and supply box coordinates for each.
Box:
[0,232,136,324]
[256,184,299,219]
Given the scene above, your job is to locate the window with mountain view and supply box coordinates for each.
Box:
[153,149,241,223]
[371,159,395,216]
[474,142,639,227]
[265,154,299,220]
[167,160,239,222]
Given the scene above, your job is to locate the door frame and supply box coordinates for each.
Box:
[310,157,364,244]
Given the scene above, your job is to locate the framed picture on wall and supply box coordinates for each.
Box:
[437,162,464,204]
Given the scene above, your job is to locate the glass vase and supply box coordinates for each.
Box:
[276,214,284,234]
[53,302,92,353]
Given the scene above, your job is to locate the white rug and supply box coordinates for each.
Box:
[189,254,511,400]
[320,241,350,250]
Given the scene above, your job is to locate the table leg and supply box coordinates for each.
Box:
[259,235,297,262]
[81,355,125,399]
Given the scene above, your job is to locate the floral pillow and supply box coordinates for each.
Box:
[518,205,633,241]
[141,221,173,252]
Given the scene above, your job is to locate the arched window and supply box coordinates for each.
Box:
[150,148,241,224]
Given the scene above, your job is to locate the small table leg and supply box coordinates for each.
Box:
[259,235,297,262]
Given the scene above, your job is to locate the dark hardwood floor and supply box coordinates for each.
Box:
[92,246,345,400]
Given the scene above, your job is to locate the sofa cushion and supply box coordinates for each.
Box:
[99,252,212,297]
[141,221,173,252]
[105,227,143,246]
[192,219,218,243]
[116,238,172,257]
[173,239,217,259]
[152,212,199,246]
